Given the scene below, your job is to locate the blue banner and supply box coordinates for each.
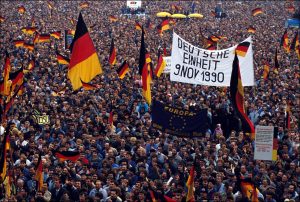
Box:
[151,101,208,137]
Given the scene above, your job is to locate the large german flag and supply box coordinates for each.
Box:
[154,52,166,78]
[24,57,35,74]
[230,53,255,140]
[117,60,129,79]
[9,67,24,87]
[280,30,290,53]
[135,22,142,31]
[68,12,102,90]
[161,19,169,32]
[1,52,11,96]
[21,27,37,35]
[0,128,10,182]
[274,48,279,74]
[235,42,250,57]
[109,38,117,66]
[50,31,61,39]
[290,31,299,51]
[247,26,256,33]
[56,51,70,65]
[18,6,26,14]
[186,165,195,202]
[13,40,24,47]
[263,62,270,80]
[38,34,51,43]
[54,151,80,162]
[251,8,263,16]
[35,154,43,191]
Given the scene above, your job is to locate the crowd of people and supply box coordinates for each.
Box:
[0,1,299,202]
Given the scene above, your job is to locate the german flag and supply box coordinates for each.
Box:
[207,44,216,50]
[117,61,129,79]
[33,32,39,44]
[109,38,117,66]
[0,16,5,23]
[1,52,11,96]
[68,12,102,90]
[154,52,166,78]
[21,27,37,35]
[108,111,114,127]
[186,165,195,202]
[0,128,10,182]
[149,190,157,202]
[35,154,43,191]
[24,43,34,51]
[247,26,256,33]
[109,15,118,22]
[251,8,263,16]
[50,31,61,39]
[230,53,255,140]
[240,179,259,202]
[18,6,26,14]
[161,19,169,32]
[290,32,299,51]
[285,103,291,130]
[235,42,250,57]
[81,79,98,90]
[38,34,51,43]
[28,57,35,71]
[274,48,279,74]
[9,67,24,88]
[280,29,290,53]
[272,127,278,161]
[135,22,142,31]
[56,51,70,65]
[54,151,80,162]
[79,2,89,9]
[2,84,23,122]
[296,44,300,60]
[263,62,270,80]
[139,28,152,105]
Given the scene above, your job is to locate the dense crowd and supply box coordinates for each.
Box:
[0,1,299,202]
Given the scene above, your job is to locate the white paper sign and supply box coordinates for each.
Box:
[170,32,254,86]
[127,0,142,9]
[163,56,171,73]
[254,125,274,161]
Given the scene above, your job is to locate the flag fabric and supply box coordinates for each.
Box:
[296,44,300,60]
[272,127,278,161]
[81,79,98,90]
[117,61,129,79]
[230,53,255,140]
[149,190,157,202]
[50,31,61,39]
[108,111,114,127]
[24,43,34,51]
[210,10,216,17]
[80,2,89,9]
[209,35,220,42]
[109,38,117,66]
[281,30,290,53]
[109,15,118,22]
[54,151,80,162]
[56,51,70,65]
[33,32,40,44]
[186,165,195,202]
[247,26,256,33]
[207,44,216,50]
[18,6,26,14]
[161,19,170,31]
[241,180,259,202]
[26,57,35,72]
[285,103,291,130]
[163,44,167,56]
[290,32,299,51]
[252,8,263,16]
[9,67,24,87]
[235,42,250,57]
[38,34,51,43]
[274,48,279,74]
[154,52,166,77]
[286,5,295,13]
[13,40,24,47]
[68,12,102,90]
[135,22,142,30]
[35,154,43,191]
[21,27,37,35]
[2,52,12,96]
[0,130,10,182]
[263,62,270,80]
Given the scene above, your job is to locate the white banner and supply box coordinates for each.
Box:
[163,56,171,73]
[170,32,255,86]
[254,125,274,161]
[127,0,142,9]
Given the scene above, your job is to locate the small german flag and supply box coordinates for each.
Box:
[209,35,220,42]
[117,61,129,79]
[33,32,39,44]
[108,111,114,127]
[247,26,256,33]
[109,38,117,66]
[54,151,80,162]
[186,165,195,202]
[18,6,26,14]
[274,48,279,74]
[290,31,299,51]
[1,52,11,96]
[272,127,278,161]
[161,19,169,32]
[263,62,270,80]
[252,8,263,16]
[24,43,34,51]
[56,51,70,65]
[27,58,35,72]
[296,44,300,60]
[13,40,24,47]
[21,27,37,35]
[0,16,4,23]
[38,34,51,43]
[154,52,166,78]
[210,10,216,17]
[281,29,290,53]
[235,41,250,57]
[81,79,98,90]
[50,31,61,39]
[9,67,24,87]
[0,127,10,181]
[135,22,142,30]
[109,15,118,22]
[35,154,43,191]
[79,2,89,9]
